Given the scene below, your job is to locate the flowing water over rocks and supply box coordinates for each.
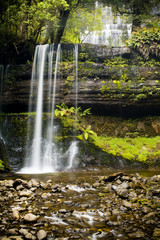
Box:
[0,171,160,240]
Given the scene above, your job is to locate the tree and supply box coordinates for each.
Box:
[54,0,97,43]
[61,7,103,43]
[0,0,97,56]
[0,0,70,62]
[0,0,160,63]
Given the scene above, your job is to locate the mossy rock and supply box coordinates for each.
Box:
[0,138,11,172]
[78,140,148,169]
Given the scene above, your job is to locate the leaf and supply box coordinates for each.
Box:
[86,125,91,131]
[54,109,59,117]
[84,132,89,140]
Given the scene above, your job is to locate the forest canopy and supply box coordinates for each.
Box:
[0,0,159,62]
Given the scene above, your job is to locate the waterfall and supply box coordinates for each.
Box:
[83,6,132,46]
[20,44,79,174]
[67,44,79,169]
[43,44,61,172]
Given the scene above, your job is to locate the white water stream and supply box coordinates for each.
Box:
[20,44,79,174]
[83,6,132,46]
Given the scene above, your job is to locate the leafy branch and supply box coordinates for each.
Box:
[127,26,160,59]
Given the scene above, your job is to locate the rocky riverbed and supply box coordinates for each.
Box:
[0,171,160,240]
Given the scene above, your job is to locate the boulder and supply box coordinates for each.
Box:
[37,230,47,240]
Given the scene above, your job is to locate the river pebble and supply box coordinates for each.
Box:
[0,172,160,239]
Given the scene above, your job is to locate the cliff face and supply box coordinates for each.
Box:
[1,44,160,116]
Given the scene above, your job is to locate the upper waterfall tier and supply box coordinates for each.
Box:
[83,6,132,46]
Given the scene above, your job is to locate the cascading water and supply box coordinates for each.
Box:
[67,44,79,169]
[20,44,79,174]
[43,44,61,172]
[83,6,132,46]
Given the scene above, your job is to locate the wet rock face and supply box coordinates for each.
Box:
[0,172,160,239]
[1,45,160,116]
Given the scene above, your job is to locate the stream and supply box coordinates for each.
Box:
[0,168,160,239]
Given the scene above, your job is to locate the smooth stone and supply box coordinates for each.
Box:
[4,180,14,187]
[19,228,28,235]
[128,191,137,199]
[8,229,18,235]
[93,182,101,188]
[41,193,51,199]
[23,213,39,222]
[112,209,119,215]
[28,179,39,188]
[19,190,32,197]
[121,176,131,181]
[122,200,132,209]
[25,232,36,240]
[13,179,28,189]
[40,182,51,190]
[12,209,20,221]
[37,230,47,240]
[128,231,145,238]
[19,228,36,240]
[58,209,68,214]
[115,188,129,199]
[16,185,24,191]
[103,184,112,193]
[143,212,156,220]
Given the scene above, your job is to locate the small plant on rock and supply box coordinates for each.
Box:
[79,125,97,141]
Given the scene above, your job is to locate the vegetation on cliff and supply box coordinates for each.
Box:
[54,104,160,165]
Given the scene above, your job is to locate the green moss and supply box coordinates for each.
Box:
[0,160,5,170]
[90,135,160,163]
[104,57,129,68]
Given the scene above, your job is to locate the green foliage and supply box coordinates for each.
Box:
[91,135,160,163]
[0,0,101,56]
[55,103,75,118]
[0,0,84,56]
[55,103,91,119]
[128,26,160,59]
[54,103,98,142]
[0,160,4,170]
[62,6,103,43]
[136,56,160,67]
[54,103,91,129]
[100,69,131,96]
[104,57,129,68]
[79,125,97,141]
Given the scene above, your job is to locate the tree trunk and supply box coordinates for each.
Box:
[54,9,70,44]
